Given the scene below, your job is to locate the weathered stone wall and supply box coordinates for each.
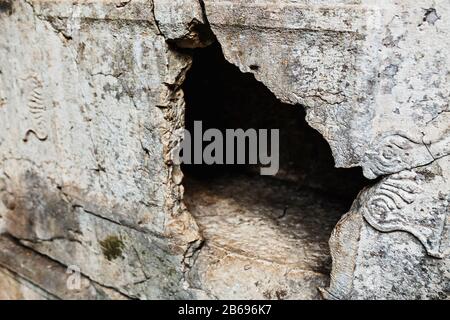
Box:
[0,0,202,299]
[0,0,448,299]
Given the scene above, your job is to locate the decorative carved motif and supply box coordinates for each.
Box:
[24,74,48,141]
[362,133,434,179]
[362,170,448,258]
[365,171,421,214]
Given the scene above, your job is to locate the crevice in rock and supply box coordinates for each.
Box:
[422,8,440,26]
[179,41,372,298]
[0,264,60,300]
[115,0,132,9]
[150,0,162,35]
[0,0,12,15]
[0,233,132,299]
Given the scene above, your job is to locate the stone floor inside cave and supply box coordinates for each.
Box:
[181,42,370,299]
[183,173,349,277]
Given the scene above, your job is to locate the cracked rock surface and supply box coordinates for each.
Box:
[183,173,351,299]
[0,0,449,299]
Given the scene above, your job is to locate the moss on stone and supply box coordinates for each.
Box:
[100,235,125,261]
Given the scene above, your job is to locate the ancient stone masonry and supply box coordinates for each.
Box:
[0,0,448,299]
[0,0,201,299]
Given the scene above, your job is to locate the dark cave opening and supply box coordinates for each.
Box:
[180,42,370,297]
[182,42,369,205]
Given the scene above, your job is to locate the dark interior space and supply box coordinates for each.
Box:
[182,42,369,206]
[180,42,371,293]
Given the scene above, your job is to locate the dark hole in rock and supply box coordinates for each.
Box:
[423,8,440,25]
[181,42,371,299]
[0,1,12,15]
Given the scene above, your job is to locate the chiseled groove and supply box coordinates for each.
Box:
[0,234,133,299]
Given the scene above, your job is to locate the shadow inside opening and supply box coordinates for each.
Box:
[181,42,370,299]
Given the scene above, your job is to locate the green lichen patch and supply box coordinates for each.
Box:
[99,235,125,261]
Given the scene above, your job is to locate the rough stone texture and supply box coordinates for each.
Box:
[153,0,214,48]
[0,0,449,299]
[202,0,449,299]
[184,174,348,299]
[0,267,52,300]
[324,157,449,299]
[0,235,127,299]
[0,0,201,299]
[203,0,450,175]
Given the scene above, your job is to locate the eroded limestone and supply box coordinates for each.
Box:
[0,0,448,300]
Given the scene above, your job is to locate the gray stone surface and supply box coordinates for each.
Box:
[184,174,348,299]
[0,0,448,299]
[202,0,449,299]
[0,235,128,299]
[325,156,449,299]
[203,0,450,176]
[0,0,201,299]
